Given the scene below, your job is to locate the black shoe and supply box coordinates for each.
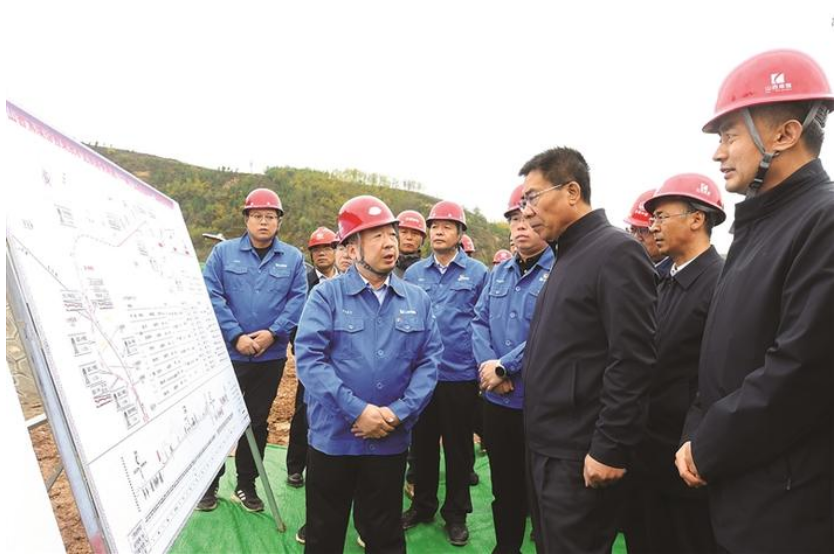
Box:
[232,486,264,512]
[469,471,479,486]
[445,522,469,546]
[402,508,433,530]
[287,472,305,488]
[295,524,306,545]
[196,488,218,511]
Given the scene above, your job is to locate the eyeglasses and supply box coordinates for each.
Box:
[648,212,693,226]
[627,226,652,236]
[248,213,279,222]
[519,182,570,210]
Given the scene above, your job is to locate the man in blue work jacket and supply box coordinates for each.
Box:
[199,188,307,513]
[473,184,553,553]
[295,195,441,554]
[402,200,488,547]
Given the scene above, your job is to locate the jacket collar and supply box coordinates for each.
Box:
[433,248,470,271]
[734,159,828,227]
[343,265,406,298]
[397,252,422,270]
[554,208,610,253]
[239,233,284,255]
[670,245,722,290]
[508,245,554,275]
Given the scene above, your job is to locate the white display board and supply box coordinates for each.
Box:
[5,102,250,553]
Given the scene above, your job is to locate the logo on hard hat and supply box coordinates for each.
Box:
[698,183,711,195]
[766,72,792,94]
[368,206,382,216]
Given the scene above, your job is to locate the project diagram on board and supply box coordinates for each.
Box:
[5,102,250,553]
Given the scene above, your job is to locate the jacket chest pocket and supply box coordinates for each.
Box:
[224,265,249,291]
[449,281,476,308]
[524,283,543,319]
[333,317,365,360]
[267,265,291,291]
[393,315,426,356]
[487,285,509,319]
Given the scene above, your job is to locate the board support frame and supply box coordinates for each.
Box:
[7,247,110,553]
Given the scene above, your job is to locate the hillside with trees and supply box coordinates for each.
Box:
[91,146,510,264]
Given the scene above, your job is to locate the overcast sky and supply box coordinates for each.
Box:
[7,1,834,253]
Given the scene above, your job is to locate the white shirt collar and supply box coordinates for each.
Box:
[670,253,700,277]
[316,268,338,281]
[357,272,391,304]
[433,255,451,274]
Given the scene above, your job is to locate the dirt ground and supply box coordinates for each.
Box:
[28,356,300,554]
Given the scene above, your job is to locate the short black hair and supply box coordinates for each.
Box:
[684,200,717,238]
[752,100,828,157]
[518,147,592,204]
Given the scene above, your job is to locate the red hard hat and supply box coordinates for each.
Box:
[703,49,834,133]
[493,249,513,265]
[397,210,427,236]
[337,195,399,243]
[644,173,726,225]
[461,234,476,253]
[308,226,339,248]
[624,189,655,228]
[504,184,524,219]
[427,200,467,230]
[243,188,283,215]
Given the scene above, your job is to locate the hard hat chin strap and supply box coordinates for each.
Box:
[356,243,390,278]
[741,101,822,199]
[741,108,777,199]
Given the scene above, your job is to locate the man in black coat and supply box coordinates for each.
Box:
[519,147,657,553]
[622,173,727,553]
[676,49,834,552]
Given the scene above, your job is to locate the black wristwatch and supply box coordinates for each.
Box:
[495,364,507,378]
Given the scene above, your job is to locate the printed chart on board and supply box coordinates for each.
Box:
[5,102,249,553]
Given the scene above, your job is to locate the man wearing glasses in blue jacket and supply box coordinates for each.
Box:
[200,188,308,513]
[473,184,553,553]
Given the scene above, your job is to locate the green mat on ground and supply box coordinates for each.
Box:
[171,444,627,553]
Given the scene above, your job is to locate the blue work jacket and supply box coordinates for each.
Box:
[472,249,554,409]
[295,266,441,456]
[204,233,307,362]
[404,249,488,382]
